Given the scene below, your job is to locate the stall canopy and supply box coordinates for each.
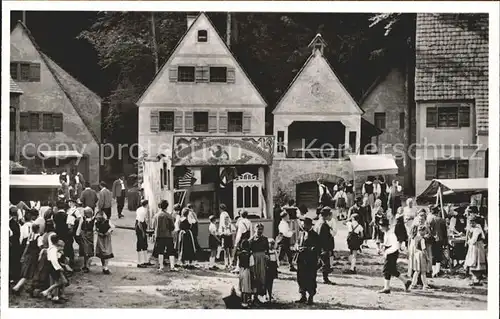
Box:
[40,150,82,159]
[348,154,398,175]
[417,178,488,201]
[10,174,61,188]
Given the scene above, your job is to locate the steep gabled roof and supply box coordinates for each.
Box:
[14,21,101,142]
[137,12,267,107]
[415,13,488,134]
[10,76,23,94]
[273,35,363,115]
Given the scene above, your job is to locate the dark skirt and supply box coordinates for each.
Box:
[252,252,267,295]
[135,221,148,252]
[222,234,234,249]
[9,242,21,281]
[383,251,400,280]
[96,233,114,260]
[266,260,278,280]
[209,234,220,250]
[20,241,40,279]
[373,225,384,242]
[79,230,95,257]
[32,250,51,290]
[178,230,196,262]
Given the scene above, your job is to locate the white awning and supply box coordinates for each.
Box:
[10,174,61,188]
[349,154,398,175]
[40,150,82,159]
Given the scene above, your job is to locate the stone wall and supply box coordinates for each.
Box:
[272,158,352,199]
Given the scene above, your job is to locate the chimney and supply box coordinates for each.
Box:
[187,13,197,29]
[22,11,26,25]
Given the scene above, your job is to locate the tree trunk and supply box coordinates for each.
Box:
[150,12,159,73]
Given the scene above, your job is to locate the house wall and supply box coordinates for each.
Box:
[361,68,410,191]
[10,26,100,185]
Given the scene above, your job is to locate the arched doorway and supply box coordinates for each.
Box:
[296,181,336,212]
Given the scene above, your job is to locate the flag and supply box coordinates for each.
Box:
[176,168,196,189]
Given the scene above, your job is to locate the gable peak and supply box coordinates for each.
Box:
[308,33,327,55]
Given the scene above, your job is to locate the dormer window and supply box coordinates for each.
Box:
[197,30,208,42]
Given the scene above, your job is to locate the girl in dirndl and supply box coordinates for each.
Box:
[464,216,487,286]
[409,225,430,290]
[32,220,56,296]
[178,208,197,268]
[345,180,355,209]
[40,236,69,303]
[266,238,279,302]
[359,195,372,248]
[76,207,95,273]
[238,239,254,307]
[371,199,386,254]
[250,223,268,303]
[95,212,115,274]
[12,224,41,294]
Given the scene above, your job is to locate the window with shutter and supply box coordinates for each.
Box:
[29,63,41,82]
[459,106,470,127]
[174,112,183,132]
[185,111,194,133]
[159,111,174,132]
[209,67,227,82]
[178,66,195,82]
[20,112,29,131]
[53,113,63,132]
[374,112,386,129]
[29,113,40,131]
[195,66,209,83]
[208,112,217,133]
[426,107,437,127]
[349,131,356,153]
[228,112,243,133]
[10,63,18,80]
[227,67,236,83]
[437,107,459,127]
[457,160,469,178]
[425,160,437,180]
[194,112,208,132]
[42,113,54,131]
[20,63,31,81]
[150,110,160,132]
[219,112,228,133]
[437,161,456,179]
[169,67,178,82]
[242,112,251,133]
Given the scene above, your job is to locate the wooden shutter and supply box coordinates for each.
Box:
[29,63,41,82]
[457,160,469,178]
[184,111,194,133]
[150,110,159,132]
[227,67,236,83]
[169,67,178,82]
[208,111,218,133]
[425,160,437,180]
[52,113,63,132]
[459,106,470,127]
[174,111,183,133]
[195,66,209,83]
[20,112,29,131]
[426,107,437,127]
[219,112,228,133]
[242,112,251,133]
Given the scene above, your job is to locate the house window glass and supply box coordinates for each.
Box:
[197,30,208,42]
[427,160,469,180]
[209,67,227,83]
[178,66,195,82]
[42,113,54,131]
[374,112,386,129]
[10,63,18,80]
[228,112,243,133]
[194,112,209,132]
[29,113,40,131]
[437,107,459,127]
[20,63,31,81]
[159,112,174,132]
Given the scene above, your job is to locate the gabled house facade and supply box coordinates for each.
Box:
[137,13,274,243]
[360,67,412,193]
[414,14,489,195]
[10,22,101,185]
[272,34,379,211]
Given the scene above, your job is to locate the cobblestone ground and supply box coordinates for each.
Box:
[8,204,488,309]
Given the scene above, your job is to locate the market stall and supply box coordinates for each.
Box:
[9,174,61,204]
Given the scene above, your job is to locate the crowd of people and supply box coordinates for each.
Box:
[8,173,488,307]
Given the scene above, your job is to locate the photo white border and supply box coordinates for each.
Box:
[2,1,498,319]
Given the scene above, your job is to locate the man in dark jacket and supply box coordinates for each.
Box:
[112,175,127,219]
[316,206,335,285]
[98,181,113,220]
[429,205,448,277]
[80,182,98,210]
[295,217,320,305]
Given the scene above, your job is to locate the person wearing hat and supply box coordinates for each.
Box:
[315,206,335,285]
[66,198,81,269]
[112,174,128,219]
[377,217,411,294]
[135,200,151,268]
[464,215,487,286]
[278,211,296,272]
[75,207,95,273]
[295,217,320,305]
[218,203,234,268]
